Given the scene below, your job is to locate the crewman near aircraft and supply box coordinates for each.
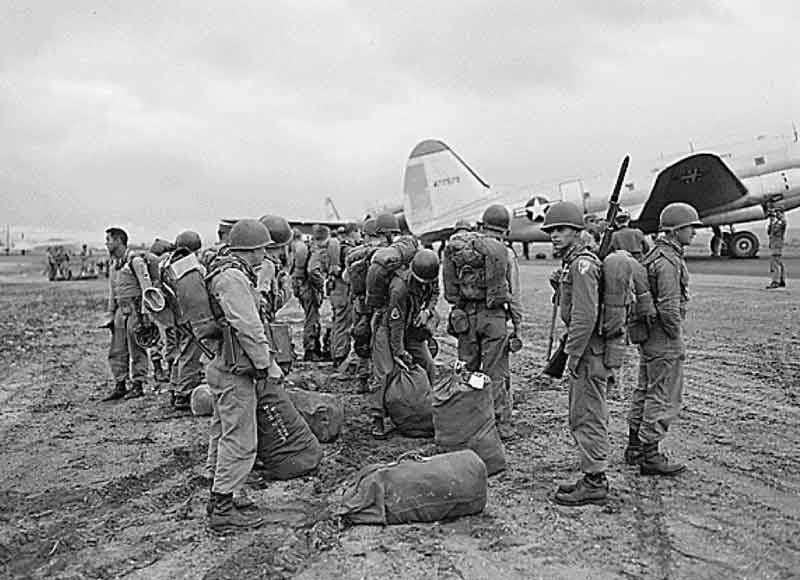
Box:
[624,202,700,477]
[101,227,155,401]
[541,202,611,506]
[610,210,650,261]
[766,205,787,289]
[369,248,440,439]
[443,204,521,437]
[204,218,280,532]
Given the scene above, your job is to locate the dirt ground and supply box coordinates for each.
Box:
[1,259,798,579]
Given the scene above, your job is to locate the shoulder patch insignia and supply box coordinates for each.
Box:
[390,307,401,320]
[577,258,590,275]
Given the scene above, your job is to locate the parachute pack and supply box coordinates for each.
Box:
[365,236,419,309]
[442,231,509,309]
[346,243,380,297]
[159,248,221,341]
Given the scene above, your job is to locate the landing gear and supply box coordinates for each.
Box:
[710,226,758,259]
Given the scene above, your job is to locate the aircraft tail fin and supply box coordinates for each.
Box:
[402,140,492,235]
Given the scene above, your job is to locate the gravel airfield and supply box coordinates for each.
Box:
[0,255,798,579]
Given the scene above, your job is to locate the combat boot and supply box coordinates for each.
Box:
[124,381,144,399]
[208,492,264,533]
[624,427,643,465]
[766,282,782,289]
[370,416,390,440]
[103,381,127,401]
[554,473,608,506]
[640,443,686,476]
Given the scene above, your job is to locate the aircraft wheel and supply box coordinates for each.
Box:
[729,231,759,259]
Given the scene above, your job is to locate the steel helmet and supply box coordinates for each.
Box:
[481,204,511,232]
[362,217,379,237]
[190,384,214,416]
[228,219,273,251]
[259,214,292,248]
[659,202,702,231]
[133,321,160,348]
[541,201,584,232]
[150,237,176,256]
[375,212,401,234]
[410,248,440,283]
[175,230,202,252]
[312,224,330,241]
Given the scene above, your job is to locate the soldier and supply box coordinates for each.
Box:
[328,222,360,367]
[766,205,787,289]
[148,237,177,385]
[258,215,294,321]
[579,215,599,253]
[541,202,611,506]
[79,244,91,277]
[624,202,700,476]
[168,230,205,410]
[101,227,156,401]
[201,219,236,268]
[204,218,280,532]
[443,204,521,435]
[290,225,328,361]
[610,210,650,261]
[369,249,440,438]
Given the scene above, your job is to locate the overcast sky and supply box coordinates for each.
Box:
[2,0,799,244]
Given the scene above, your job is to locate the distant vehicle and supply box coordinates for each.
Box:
[402,133,800,258]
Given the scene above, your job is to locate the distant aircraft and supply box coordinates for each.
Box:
[402,134,800,257]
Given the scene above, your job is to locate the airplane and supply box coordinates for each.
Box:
[402,133,800,258]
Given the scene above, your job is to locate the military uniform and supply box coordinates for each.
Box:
[628,238,687,448]
[327,236,354,364]
[768,211,787,287]
[106,249,154,392]
[559,242,610,476]
[610,226,650,262]
[369,269,438,420]
[290,237,323,358]
[204,254,273,497]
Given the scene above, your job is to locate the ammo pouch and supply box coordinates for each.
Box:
[447,307,469,336]
[627,318,650,344]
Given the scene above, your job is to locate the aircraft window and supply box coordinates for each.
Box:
[754,156,766,166]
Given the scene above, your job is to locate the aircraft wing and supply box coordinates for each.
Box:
[634,153,748,233]
[288,219,354,235]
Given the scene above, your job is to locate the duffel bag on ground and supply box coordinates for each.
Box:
[339,449,487,525]
[384,364,434,438]
[432,364,507,476]
[256,378,323,480]
[286,387,344,443]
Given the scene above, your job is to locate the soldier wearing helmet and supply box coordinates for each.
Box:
[369,248,441,438]
[327,222,361,367]
[541,201,611,506]
[579,214,599,253]
[375,212,402,241]
[442,203,522,438]
[204,218,280,532]
[624,202,700,478]
[766,203,787,289]
[257,215,293,322]
[610,209,650,261]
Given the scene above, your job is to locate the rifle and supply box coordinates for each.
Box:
[546,285,560,361]
[596,155,631,260]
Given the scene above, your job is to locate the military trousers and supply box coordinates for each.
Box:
[568,338,610,474]
[456,305,511,424]
[107,302,149,384]
[204,362,258,495]
[298,282,321,353]
[770,250,785,284]
[627,326,685,445]
[329,278,352,361]
[172,329,204,397]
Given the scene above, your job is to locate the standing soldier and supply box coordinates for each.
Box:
[442,204,521,436]
[167,230,205,410]
[204,218,280,532]
[580,215,599,253]
[290,226,326,361]
[328,223,360,367]
[258,215,294,321]
[101,227,155,401]
[541,202,611,506]
[201,219,236,269]
[624,202,700,476]
[369,249,440,438]
[610,210,651,261]
[766,205,787,289]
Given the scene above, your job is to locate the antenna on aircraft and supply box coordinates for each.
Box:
[324,196,341,220]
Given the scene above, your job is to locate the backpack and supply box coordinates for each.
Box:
[443,232,509,308]
[159,248,221,340]
[346,243,380,297]
[365,236,419,309]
